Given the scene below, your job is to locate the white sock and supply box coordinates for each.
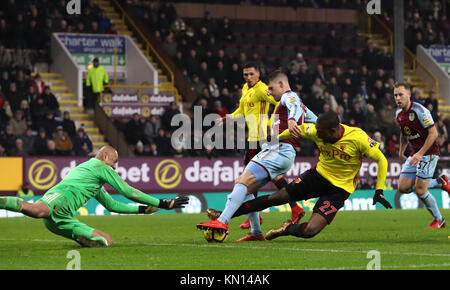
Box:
[419,192,443,221]
[218,183,248,224]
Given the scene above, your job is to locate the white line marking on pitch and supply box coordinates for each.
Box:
[1,238,449,258]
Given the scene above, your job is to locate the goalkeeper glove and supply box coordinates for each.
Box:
[158,195,189,209]
[138,205,159,214]
[372,189,392,209]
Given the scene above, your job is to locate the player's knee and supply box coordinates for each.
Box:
[397,184,412,193]
[302,224,320,238]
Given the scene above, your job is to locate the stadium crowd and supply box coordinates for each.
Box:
[0,0,113,157]
[0,0,449,162]
[127,0,450,159]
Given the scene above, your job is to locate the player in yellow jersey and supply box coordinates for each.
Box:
[227,111,391,240]
[214,62,305,234]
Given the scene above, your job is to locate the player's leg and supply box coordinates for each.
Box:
[273,175,305,223]
[0,197,49,218]
[266,213,329,240]
[414,155,445,228]
[43,214,112,247]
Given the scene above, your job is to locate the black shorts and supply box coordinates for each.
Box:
[243,141,262,166]
[285,169,350,224]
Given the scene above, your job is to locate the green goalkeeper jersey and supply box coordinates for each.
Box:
[46,158,160,215]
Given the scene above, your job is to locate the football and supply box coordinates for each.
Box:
[203,229,229,243]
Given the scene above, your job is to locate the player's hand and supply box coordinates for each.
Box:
[372,189,392,209]
[159,195,190,209]
[288,119,301,139]
[409,153,423,166]
[139,205,159,214]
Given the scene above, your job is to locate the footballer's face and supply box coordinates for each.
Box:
[243,67,260,87]
[394,86,411,111]
[267,80,283,101]
[316,123,339,144]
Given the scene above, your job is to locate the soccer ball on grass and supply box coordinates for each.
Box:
[203,229,229,243]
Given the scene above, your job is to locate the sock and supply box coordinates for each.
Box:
[419,192,443,221]
[242,194,262,236]
[285,223,312,238]
[0,197,23,212]
[233,195,271,218]
[218,183,248,224]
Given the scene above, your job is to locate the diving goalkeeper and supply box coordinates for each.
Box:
[0,146,189,247]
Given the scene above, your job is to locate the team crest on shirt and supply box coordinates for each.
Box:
[409,113,415,121]
[294,178,302,183]
[340,144,346,151]
[288,96,296,103]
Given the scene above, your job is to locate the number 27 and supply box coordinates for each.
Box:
[319,201,337,215]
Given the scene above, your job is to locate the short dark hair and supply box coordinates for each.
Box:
[242,61,260,72]
[317,111,340,129]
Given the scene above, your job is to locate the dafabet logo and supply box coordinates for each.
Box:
[66,0,81,15]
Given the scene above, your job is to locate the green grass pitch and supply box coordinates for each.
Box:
[0,209,449,270]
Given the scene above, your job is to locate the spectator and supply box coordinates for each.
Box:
[11,137,26,157]
[208,77,220,98]
[148,143,159,157]
[17,181,34,197]
[9,110,27,137]
[378,103,398,138]
[154,128,171,156]
[0,44,12,68]
[185,49,201,76]
[372,131,386,154]
[61,111,76,138]
[134,140,147,156]
[322,90,338,112]
[46,139,58,156]
[7,82,23,112]
[163,31,177,58]
[190,74,206,96]
[0,125,16,155]
[21,127,35,155]
[30,96,48,131]
[161,102,181,131]
[436,117,448,149]
[311,77,326,97]
[42,111,58,137]
[348,102,365,126]
[34,128,49,155]
[212,100,228,118]
[361,42,378,70]
[388,134,400,157]
[124,113,145,145]
[40,86,59,116]
[85,58,108,111]
[24,86,38,112]
[289,52,307,73]
[218,87,236,114]
[0,143,6,156]
[143,115,161,144]
[226,63,243,92]
[72,127,93,156]
[53,125,73,156]
[31,73,46,95]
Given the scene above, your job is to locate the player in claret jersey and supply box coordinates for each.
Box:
[394,82,449,228]
[198,70,317,241]
[214,64,307,234]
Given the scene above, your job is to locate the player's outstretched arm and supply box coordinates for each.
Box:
[95,188,158,214]
[364,141,392,209]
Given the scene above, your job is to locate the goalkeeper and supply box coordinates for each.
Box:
[0,146,189,247]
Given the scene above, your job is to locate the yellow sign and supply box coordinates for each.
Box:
[28,159,58,190]
[154,160,182,189]
[0,157,23,191]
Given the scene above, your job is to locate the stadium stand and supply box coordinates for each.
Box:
[0,0,449,160]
